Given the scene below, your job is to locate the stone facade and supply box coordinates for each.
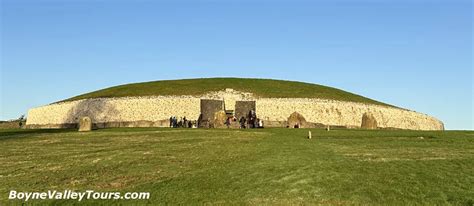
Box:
[26,90,444,130]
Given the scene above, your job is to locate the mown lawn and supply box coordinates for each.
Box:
[0,128,473,205]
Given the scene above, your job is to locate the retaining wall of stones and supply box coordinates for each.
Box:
[26,95,444,130]
[26,97,201,128]
[256,98,443,130]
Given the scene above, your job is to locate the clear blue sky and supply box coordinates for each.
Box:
[1,0,472,130]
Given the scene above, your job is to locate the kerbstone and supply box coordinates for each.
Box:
[288,112,307,128]
[212,110,227,128]
[78,117,92,132]
[361,112,378,129]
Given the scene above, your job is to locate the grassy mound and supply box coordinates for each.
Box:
[64,78,390,106]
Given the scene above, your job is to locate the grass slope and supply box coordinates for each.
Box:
[1,128,473,205]
[64,78,390,106]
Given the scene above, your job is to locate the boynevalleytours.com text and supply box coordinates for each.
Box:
[8,190,150,202]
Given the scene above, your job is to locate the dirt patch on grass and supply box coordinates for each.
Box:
[350,156,450,162]
[96,176,138,189]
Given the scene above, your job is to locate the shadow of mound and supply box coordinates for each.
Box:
[64,98,119,129]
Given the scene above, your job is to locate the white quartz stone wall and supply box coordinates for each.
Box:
[26,93,443,130]
[27,97,201,125]
[256,98,443,130]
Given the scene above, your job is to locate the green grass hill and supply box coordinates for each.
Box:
[64,78,390,106]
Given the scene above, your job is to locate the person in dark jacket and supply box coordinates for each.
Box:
[239,117,246,129]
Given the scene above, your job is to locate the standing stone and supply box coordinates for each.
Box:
[361,112,377,129]
[235,101,256,121]
[308,131,312,139]
[199,99,224,128]
[78,116,92,132]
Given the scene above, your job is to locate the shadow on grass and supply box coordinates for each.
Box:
[0,129,76,140]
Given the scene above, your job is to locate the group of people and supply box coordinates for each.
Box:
[237,110,263,129]
[237,116,263,129]
[223,116,263,129]
[170,109,264,129]
[169,116,195,128]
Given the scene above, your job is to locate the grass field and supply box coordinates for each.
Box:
[64,78,391,106]
[1,128,473,205]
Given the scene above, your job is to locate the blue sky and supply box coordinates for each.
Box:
[1,0,472,130]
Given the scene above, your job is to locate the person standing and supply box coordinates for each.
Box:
[239,117,246,129]
[225,117,231,128]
